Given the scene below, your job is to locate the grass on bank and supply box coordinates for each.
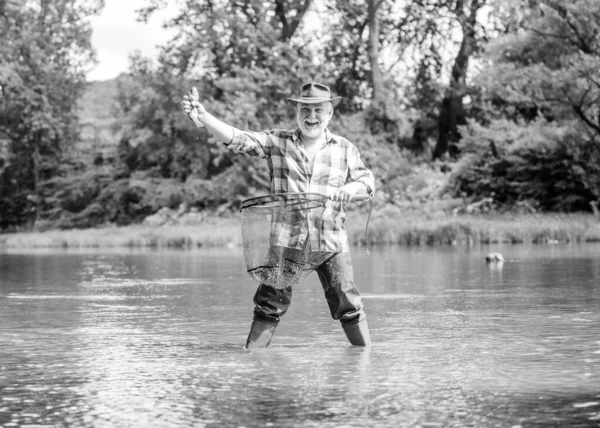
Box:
[361,211,600,246]
[1,211,599,249]
[0,217,242,249]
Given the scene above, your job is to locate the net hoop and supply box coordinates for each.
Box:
[240,192,328,214]
[239,191,373,256]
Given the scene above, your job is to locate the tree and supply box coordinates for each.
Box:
[449,0,600,212]
[274,0,313,42]
[106,0,322,213]
[431,0,488,160]
[0,0,102,228]
[478,0,600,140]
[319,0,402,111]
[139,0,314,79]
[367,0,384,103]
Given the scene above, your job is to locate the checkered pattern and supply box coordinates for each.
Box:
[226,127,375,252]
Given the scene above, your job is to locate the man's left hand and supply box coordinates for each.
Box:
[330,183,362,202]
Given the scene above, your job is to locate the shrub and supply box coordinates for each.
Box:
[449,120,600,212]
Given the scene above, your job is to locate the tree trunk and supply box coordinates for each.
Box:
[31,132,41,226]
[367,0,383,103]
[432,0,482,160]
[275,0,313,42]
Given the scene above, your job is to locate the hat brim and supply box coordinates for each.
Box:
[287,96,342,107]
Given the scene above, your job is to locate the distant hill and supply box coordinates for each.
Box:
[74,78,122,167]
[79,79,119,121]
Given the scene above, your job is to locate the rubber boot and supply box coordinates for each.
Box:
[342,318,371,346]
[245,318,277,349]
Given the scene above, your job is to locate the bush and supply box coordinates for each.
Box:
[449,120,600,212]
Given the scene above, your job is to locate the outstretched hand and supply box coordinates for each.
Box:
[181,87,207,126]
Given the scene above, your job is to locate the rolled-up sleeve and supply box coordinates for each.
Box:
[223,129,271,159]
[347,145,375,197]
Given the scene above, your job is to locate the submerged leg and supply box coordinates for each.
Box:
[341,317,372,347]
[245,283,293,348]
[246,318,278,348]
[315,252,371,347]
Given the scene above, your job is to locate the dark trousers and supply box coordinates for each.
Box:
[252,252,365,325]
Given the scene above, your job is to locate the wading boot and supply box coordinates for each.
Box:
[245,318,277,349]
[342,318,372,347]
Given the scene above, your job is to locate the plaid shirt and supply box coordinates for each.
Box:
[226,127,375,253]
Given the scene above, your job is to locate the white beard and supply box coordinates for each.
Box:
[300,122,324,139]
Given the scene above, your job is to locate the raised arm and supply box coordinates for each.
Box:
[181,87,237,143]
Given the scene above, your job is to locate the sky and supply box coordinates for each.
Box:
[86,0,176,81]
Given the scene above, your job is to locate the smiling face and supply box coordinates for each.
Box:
[296,102,334,140]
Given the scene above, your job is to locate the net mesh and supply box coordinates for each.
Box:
[240,193,331,289]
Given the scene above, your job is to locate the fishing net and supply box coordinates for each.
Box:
[240,192,372,289]
[240,193,328,289]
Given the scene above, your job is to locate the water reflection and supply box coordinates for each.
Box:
[1,245,599,427]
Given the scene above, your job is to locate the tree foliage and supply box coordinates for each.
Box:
[450,0,600,211]
[0,0,102,229]
[478,0,600,135]
[450,120,600,211]
[3,0,600,231]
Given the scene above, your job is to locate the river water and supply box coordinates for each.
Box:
[1,244,599,427]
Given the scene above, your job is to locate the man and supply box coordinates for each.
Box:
[181,82,375,348]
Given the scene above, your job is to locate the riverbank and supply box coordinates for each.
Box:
[1,211,599,249]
